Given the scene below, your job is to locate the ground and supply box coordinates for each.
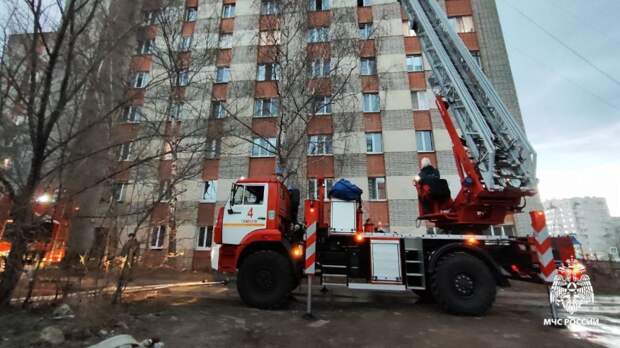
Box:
[0,278,617,348]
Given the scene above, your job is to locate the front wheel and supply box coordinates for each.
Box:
[237,250,293,309]
[431,252,496,316]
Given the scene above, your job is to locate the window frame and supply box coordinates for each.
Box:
[222,4,236,18]
[359,23,373,40]
[313,96,332,115]
[122,105,143,123]
[185,7,198,22]
[416,130,435,153]
[215,66,231,83]
[308,0,330,12]
[256,63,279,81]
[406,54,424,72]
[362,93,380,113]
[178,35,193,52]
[211,100,226,119]
[150,225,166,249]
[254,98,279,117]
[196,226,213,250]
[251,137,276,157]
[308,27,329,43]
[307,178,334,200]
[136,39,155,55]
[360,57,377,76]
[201,180,218,203]
[368,177,386,201]
[132,72,150,89]
[261,1,280,15]
[112,182,126,202]
[177,69,190,86]
[118,142,133,161]
[365,132,383,154]
[168,102,184,120]
[206,139,221,159]
[307,134,333,156]
[309,58,331,78]
[410,90,429,111]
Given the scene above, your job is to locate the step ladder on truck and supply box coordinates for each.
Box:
[209,0,573,315]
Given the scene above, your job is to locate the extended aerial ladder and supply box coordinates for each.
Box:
[210,0,567,316]
[404,0,538,231]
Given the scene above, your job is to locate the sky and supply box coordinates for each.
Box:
[1,1,619,215]
[495,0,620,216]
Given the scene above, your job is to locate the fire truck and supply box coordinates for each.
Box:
[210,0,568,315]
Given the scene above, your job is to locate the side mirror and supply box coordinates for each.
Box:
[230,184,238,207]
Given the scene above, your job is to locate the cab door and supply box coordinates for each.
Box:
[222,184,268,245]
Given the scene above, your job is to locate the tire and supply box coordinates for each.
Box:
[431,252,496,316]
[237,250,294,309]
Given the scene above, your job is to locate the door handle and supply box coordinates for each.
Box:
[257,217,266,220]
[227,208,241,215]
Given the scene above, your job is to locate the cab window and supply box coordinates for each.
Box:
[232,185,244,205]
[243,185,265,205]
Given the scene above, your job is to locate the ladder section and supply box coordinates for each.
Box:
[404,238,425,289]
[402,0,537,191]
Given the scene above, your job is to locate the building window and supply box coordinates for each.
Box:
[309,59,330,78]
[197,226,213,249]
[178,36,192,51]
[308,27,329,43]
[252,137,276,157]
[118,142,133,161]
[257,63,279,81]
[143,10,160,25]
[308,0,330,11]
[185,7,198,22]
[448,16,474,33]
[357,0,371,7]
[403,20,416,37]
[411,90,429,110]
[112,183,126,202]
[132,72,150,88]
[159,180,172,201]
[307,135,332,155]
[368,177,386,200]
[359,23,373,40]
[169,102,184,120]
[201,180,217,202]
[136,39,155,55]
[259,30,281,46]
[222,4,236,18]
[206,139,221,159]
[255,98,279,117]
[416,130,434,152]
[163,142,174,160]
[211,100,226,118]
[219,34,233,49]
[261,1,280,15]
[215,67,231,83]
[366,132,383,153]
[471,51,481,66]
[312,96,332,115]
[122,106,142,123]
[307,178,334,200]
[406,55,423,72]
[150,225,166,249]
[177,69,190,86]
[362,93,380,112]
[360,58,376,76]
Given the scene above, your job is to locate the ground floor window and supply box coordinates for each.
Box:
[197,226,213,249]
[150,225,166,249]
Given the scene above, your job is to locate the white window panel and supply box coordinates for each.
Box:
[123,106,142,123]
[410,90,429,110]
[360,58,376,76]
[449,16,475,33]
[307,135,332,155]
[261,1,280,15]
[256,63,279,81]
[406,55,423,72]
[132,72,149,88]
[416,130,434,152]
[252,137,276,157]
[368,177,386,200]
[362,93,380,112]
[222,4,235,18]
[254,98,279,117]
[359,23,372,39]
[118,142,133,161]
[150,225,166,249]
[197,226,213,249]
[201,180,217,202]
[215,67,231,83]
[112,183,126,202]
[366,132,383,153]
[313,96,332,115]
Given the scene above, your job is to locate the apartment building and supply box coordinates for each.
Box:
[544,197,618,261]
[102,0,529,269]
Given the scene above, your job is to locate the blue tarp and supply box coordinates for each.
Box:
[328,179,363,201]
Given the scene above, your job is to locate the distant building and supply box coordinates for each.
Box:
[544,197,618,261]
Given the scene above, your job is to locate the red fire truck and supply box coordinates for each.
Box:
[209,0,573,315]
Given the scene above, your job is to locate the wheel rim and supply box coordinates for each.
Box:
[254,269,276,291]
[453,273,475,296]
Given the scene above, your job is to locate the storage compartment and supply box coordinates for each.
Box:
[370,239,402,283]
[330,200,357,233]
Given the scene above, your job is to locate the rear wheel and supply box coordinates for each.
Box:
[431,252,496,316]
[237,250,293,309]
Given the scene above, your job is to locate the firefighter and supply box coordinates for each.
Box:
[418,157,441,214]
[120,233,140,269]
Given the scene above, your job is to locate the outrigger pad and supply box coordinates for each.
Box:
[329,179,363,201]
